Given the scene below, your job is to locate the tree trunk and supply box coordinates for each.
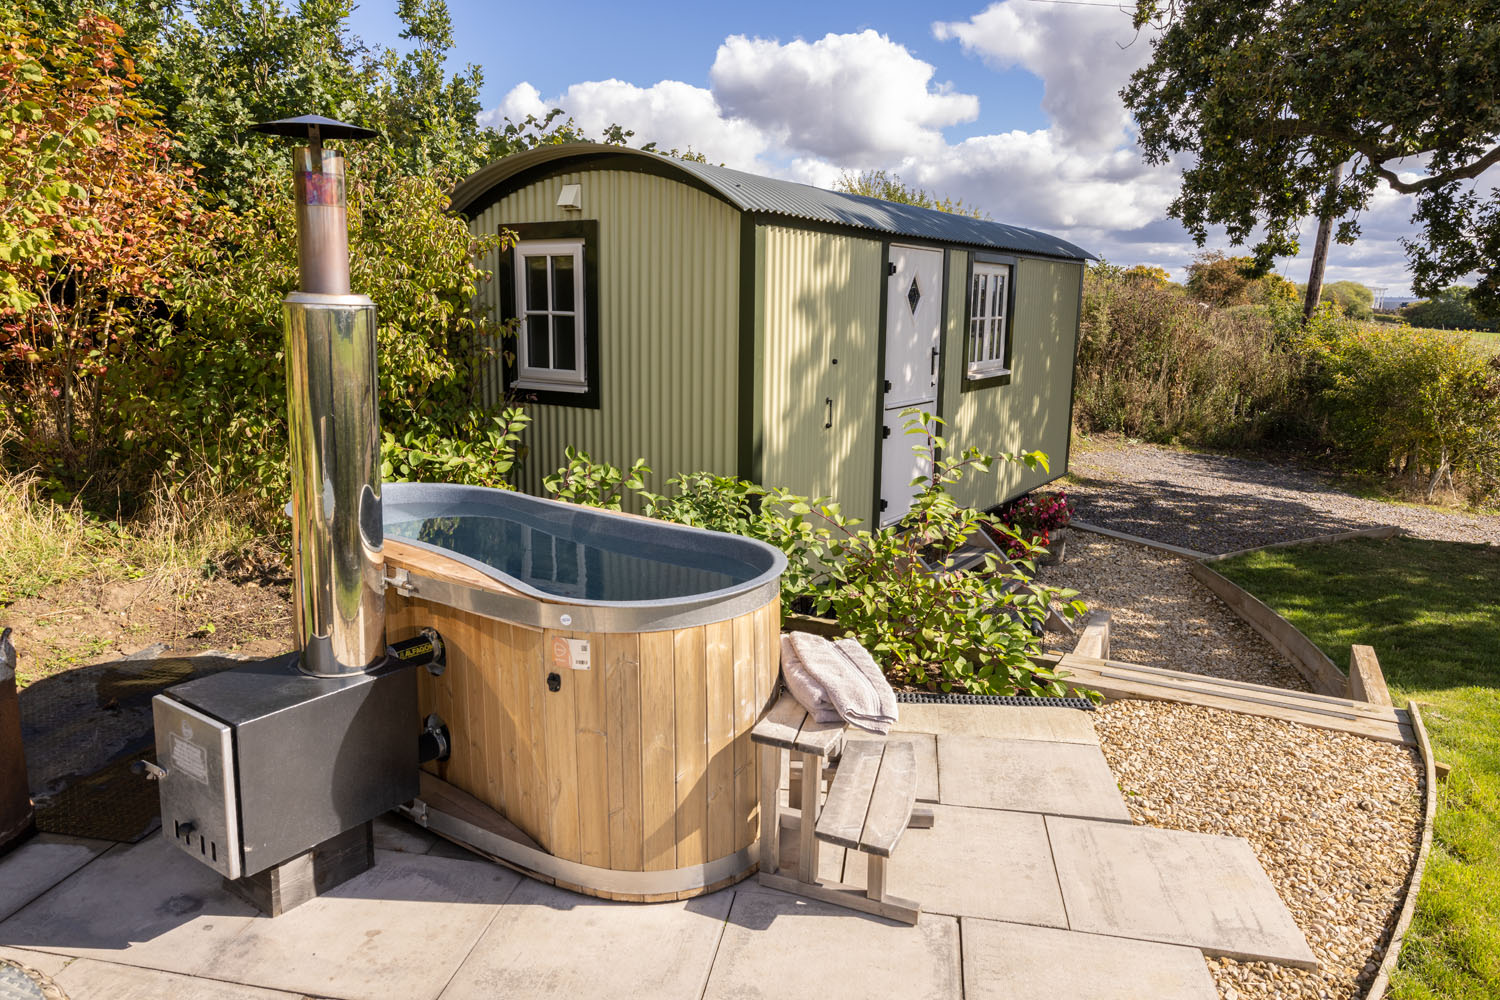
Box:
[1302,163,1345,323]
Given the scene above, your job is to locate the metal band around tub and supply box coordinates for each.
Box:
[391,567,782,633]
[403,799,757,896]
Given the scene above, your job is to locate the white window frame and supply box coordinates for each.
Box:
[514,239,587,392]
[967,261,1012,379]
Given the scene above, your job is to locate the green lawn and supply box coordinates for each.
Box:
[1215,537,1500,999]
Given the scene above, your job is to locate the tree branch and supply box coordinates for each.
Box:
[1259,119,1500,194]
[1373,144,1500,194]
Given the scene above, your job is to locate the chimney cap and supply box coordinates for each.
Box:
[250,114,379,141]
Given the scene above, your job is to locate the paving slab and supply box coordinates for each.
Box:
[0,835,257,974]
[896,704,1099,745]
[0,835,112,923]
[704,886,961,1000]
[937,736,1130,822]
[841,806,1066,926]
[0,946,71,978]
[1047,817,1318,969]
[866,731,939,802]
[440,877,732,1000]
[372,814,438,855]
[202,850,521,1000]
[53,960,303,1000]
[961,919,1219,1000]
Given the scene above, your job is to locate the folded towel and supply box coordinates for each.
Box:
[780,631,898,735]
[834,638,899,731]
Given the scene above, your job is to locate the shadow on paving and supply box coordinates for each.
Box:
[19,647,255,843]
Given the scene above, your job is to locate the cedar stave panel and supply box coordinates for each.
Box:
[388,576,778,899]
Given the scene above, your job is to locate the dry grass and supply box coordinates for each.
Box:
[0,469,263,606]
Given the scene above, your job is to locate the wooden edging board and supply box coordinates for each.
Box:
[1070,520,1211,560]
[1187,561,1349,696]
[1043,652,1413,745]
[1364,701,1438,1000]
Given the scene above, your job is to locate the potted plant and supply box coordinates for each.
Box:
[996,490,1075,565]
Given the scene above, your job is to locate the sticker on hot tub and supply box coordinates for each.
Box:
[552,636,591,671]
[169,733,210,785]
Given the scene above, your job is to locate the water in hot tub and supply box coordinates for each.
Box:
[385,510,762,602]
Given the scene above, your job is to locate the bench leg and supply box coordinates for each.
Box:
[866,855,887,902]
[759,744,782,876]
[797,750,821,883]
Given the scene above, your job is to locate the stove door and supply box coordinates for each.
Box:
[152,695,242,879]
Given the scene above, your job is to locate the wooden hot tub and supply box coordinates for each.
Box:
[379,482,785,901]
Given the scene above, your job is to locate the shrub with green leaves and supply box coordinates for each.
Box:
[542,447,650,509]
[110,142,513,525]
[542,411,1090,699]
[1297,314,1500,499]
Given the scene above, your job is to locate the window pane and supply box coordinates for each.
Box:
[526,313,550,369]
[525,255,549,311]
[555,539,579,585]
[553,314,576,371]
[973,274,988,319]
[990,318,1004,360]
[552,254,575,312]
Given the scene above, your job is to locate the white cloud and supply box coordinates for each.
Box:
[483,79,772,167]
[934,3,1153,150]
[709,31,979,163]
[476,9,1431,295]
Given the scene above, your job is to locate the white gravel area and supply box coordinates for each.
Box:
[1040,530,1309,690]
[1095,700,1424,1000]
[1066,440,1500,554]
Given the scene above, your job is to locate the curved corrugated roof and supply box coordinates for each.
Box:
[451,144,1095,262]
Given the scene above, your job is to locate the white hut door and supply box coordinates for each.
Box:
[880,245,944,526]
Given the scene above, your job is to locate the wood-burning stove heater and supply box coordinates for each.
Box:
[145,116,446,913]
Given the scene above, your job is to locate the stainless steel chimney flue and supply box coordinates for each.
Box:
[252,115,384,676]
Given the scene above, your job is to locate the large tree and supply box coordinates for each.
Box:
[1124,0,1500,313]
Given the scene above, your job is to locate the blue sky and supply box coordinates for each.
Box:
[349,0,1430,296]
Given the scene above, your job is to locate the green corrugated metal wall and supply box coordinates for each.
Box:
[754,225,882,526]
[468,169,741,500]
[941,252,1082,509]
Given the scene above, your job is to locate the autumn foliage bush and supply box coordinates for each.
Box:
[1,9,203,470]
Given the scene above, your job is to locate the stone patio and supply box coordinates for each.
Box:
[0,705,1315,1000]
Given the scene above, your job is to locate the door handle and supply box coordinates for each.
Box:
[931,346,939,379]
[824,397,833,429]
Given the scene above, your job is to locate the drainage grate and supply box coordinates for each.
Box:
[896,691,1096,711]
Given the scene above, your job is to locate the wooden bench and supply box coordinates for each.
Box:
[751,690,927,924]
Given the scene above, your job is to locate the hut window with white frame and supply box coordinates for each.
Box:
[514,239,587,391]
[968,261,1011,378]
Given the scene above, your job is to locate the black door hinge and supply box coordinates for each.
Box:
[879,499,889,511]
[888,262,897,276]
[883,379,892,392]
[882,425,891,439]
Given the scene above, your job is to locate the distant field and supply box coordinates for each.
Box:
[1464,329,1500,352]
[1362,321,1500,353]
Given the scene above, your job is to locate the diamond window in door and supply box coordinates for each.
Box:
[907,276,922,314]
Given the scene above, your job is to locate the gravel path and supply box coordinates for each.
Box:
[1040,531,1309,690]
[1096,701,1424,1000]
[1065,441,1500,554]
